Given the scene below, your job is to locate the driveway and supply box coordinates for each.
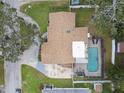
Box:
[5,62,21,93]
[4,42,41,93]
[2,0,66,10]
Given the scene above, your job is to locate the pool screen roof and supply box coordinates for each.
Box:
[72,41,86,58]
[42,88,91,93]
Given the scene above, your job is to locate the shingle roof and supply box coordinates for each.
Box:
[41,12,88,64]
[117,42,124,53]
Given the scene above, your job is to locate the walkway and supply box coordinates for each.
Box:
[73,80,111,84]
[2,0,66,10]
[70,5,99,9]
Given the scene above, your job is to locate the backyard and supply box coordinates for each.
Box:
[102,83,112,93]
[89,26,112,77]
[0,56,4,85]
[22,65,73,93]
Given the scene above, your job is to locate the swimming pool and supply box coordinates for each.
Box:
[87,47,99,72]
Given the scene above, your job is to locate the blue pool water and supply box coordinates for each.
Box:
[87,47,99,72]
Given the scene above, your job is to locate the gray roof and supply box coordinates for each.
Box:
[71,0,80,5]
[42,88,91,93]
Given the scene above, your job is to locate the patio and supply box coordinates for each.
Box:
[73,37,102,78]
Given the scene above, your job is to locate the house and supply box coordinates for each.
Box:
[71,0,80,5]
[41,12,102,78]
[42,12,88,64]
[42,88,91,93]
[117,42,124,53]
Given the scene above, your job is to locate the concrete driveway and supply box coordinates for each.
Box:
[4,42,41,93]
[4,62,21,93]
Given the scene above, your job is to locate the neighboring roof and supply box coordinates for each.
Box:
[94,83,103,93]
[72,41,86,58]
[117,42,124,53]
[41,12,88,64]
[71,0,80,5]
[42,88,91,93]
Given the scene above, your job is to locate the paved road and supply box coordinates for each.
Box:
[5,62,21,93]
[2,0,41,93]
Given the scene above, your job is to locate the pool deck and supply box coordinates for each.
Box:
[73,38,102,77]
[86,38,102,77]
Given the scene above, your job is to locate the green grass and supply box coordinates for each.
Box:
[74,83,93,89]
[22,65,73,93]
[72,8,94,27]
[20,1,95,33]
[21,1,69,33]
[0,56,4,85]
[102,83,112,93]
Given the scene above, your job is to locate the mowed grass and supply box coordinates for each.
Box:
[22,65,72,93]
[0,57,4,85]
[72,8,94,27]
[21,1,95,33]
[21,1,69,33]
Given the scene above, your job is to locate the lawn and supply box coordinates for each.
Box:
[74,83,93,89]
[72,8,94,27]
[22,65,73,93]
[21,1,69,33]
[102,83,112,93]
[0,56,4,85]
[21,1,95,33]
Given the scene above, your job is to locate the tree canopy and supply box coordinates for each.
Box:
[0,2,39,62]
[92,0,124,41]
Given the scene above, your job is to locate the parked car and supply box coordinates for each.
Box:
[16,88,21,93]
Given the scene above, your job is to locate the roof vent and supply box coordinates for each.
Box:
[66,30,70,33]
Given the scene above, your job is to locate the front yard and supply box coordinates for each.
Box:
[22,65,73,93]
[21,1,95,33]
[89,26,112,76]
[21,1,69,33]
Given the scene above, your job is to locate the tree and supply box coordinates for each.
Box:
[0,3,39,62]
[92,0,124,41]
